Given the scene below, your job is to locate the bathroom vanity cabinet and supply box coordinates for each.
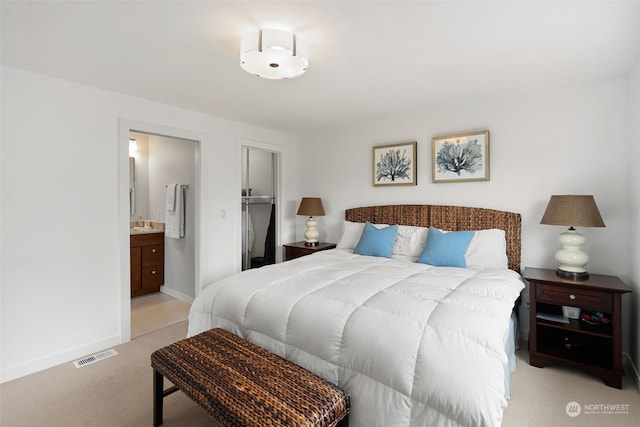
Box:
[130,232,164,297]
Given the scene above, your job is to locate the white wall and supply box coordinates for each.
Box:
[628,58,640,385]
[148,135,197,300]
[0,66,298,382]
[296,76,633,350]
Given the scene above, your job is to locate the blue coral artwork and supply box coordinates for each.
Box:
[432,131,490,183]
[373,141,417,186]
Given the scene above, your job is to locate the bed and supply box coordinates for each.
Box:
[188,204,524,427]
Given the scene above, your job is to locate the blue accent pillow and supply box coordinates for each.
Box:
[417,227,475,267]
[353,222,399,258]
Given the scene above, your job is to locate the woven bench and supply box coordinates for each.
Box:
[150,328,350,427]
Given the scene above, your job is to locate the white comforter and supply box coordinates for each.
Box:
[188,249,524,427]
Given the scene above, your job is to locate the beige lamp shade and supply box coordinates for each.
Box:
[540,195,605,280]
[297,197,325,246]
[296,197,325,217]
[540,195,605,227]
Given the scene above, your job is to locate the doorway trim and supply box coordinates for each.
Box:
[118,119,202,343]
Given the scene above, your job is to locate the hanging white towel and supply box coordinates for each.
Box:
[166,185,185,239]
[166,183,177,212]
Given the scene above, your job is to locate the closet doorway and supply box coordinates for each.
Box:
[241,146,279,271]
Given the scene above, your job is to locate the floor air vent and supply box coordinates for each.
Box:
[73,349,118,368]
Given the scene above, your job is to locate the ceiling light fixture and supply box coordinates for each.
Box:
[240,29,308,80]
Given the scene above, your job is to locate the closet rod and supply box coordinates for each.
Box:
[242,196,275,205]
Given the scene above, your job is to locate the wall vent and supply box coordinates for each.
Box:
[73,349,118,368]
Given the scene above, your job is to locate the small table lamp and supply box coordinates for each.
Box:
[540,195,605,280]
[296,197,325,246]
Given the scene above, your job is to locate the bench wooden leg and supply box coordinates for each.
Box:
[153,369,164,426]
[153,368,181,426]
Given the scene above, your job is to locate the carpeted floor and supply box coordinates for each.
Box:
[1,322,214,427]
[1,321,638,426]
[503,345,639,426]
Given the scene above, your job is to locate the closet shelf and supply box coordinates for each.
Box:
[242,196,275,205]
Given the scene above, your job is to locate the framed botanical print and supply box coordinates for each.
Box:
[373,141,417,186]
[432,130,489,183]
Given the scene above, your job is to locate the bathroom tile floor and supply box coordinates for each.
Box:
[131,292,191,338]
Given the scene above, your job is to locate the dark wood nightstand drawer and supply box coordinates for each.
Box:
[283,242,337,261]
[286,246,312,260]
[536,284,612,312]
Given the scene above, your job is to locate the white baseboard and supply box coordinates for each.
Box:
[623,352,640,392]
[0,334,121,384]
[160,286,194,304]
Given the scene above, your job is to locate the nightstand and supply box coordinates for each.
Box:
[523,267,631,388]
[283,241,337,261]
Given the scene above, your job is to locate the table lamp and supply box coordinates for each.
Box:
[540,195,605,280]
[297,197,325,246]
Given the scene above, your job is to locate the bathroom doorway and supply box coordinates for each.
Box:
[120,120,201,341]
[129,131,198,336]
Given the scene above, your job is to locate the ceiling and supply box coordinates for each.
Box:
[3,1,640,135]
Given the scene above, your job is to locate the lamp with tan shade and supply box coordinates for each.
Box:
[540,195,605,280]
[297,197,325,247]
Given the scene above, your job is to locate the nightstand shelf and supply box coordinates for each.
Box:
[283,241,337,261]
[536,326,613,370]
[536,317,612,339]
[523,267,631,388]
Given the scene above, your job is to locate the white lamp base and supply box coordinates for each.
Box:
[555,227,589,280]
[304,216,319,246]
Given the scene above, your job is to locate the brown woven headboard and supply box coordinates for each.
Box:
[345,204,521,272]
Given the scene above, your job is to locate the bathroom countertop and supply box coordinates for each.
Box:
[130,221,165,235]
[130,228,164,236]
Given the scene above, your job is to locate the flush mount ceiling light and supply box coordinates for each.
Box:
[240,29,309,79]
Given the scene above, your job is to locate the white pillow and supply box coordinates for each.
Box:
[465,229,508,270]
[336,221,366,249]
[337,221,429,258]
[394,225,429,258]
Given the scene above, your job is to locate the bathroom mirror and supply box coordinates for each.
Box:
[129,157,135,215]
